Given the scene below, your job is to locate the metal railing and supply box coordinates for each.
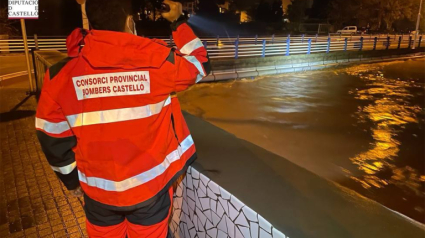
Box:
[3,34,424,57]
[1,34,423,57]
[202,34,423,59]
[32,50,67,92]
[0,38,67,52]
[29,34,424,94]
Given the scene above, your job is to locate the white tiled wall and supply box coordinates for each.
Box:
[170,167,287,238]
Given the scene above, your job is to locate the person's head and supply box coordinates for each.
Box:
[85,0,135,34]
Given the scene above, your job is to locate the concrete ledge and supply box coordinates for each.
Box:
[237,70,258,78]
[214,72,238,81]
[310,65,327,71]
[292,62,309,68]
[276,68,295,74]
[258,69,277,76]
[200,75,215,82]
[207,48,424,82]
[308,61,323,66]
[275,64,292,69]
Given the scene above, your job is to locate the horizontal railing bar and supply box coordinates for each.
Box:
[1,35,422,59]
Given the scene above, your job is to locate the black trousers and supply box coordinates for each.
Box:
[83,187,173,238]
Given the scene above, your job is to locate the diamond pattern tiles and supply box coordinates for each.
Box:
[170,166,287,238]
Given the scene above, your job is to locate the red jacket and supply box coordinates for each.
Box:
[35,22,210,209]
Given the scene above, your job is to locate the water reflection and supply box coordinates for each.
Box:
[343,64,424,196]
[180,60,425,221]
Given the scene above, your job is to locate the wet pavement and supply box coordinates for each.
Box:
[0,82,88,237]
[179,58,425,223]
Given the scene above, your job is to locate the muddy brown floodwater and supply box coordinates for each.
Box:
[178,59,425,223]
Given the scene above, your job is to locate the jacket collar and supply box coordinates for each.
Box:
[66,28,170,69]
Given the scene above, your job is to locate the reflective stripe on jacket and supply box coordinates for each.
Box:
[35,22,210,209]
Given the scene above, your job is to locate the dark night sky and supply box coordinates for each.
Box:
[2,0,288,36]
[27,0,82,36]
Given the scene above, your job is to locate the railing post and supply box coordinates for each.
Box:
[255,34,258,45]
[262,40,266,57]
[237,35,240,42]
[419,35,423,48]
[34,34,39,50]
[30,48,39,91]
[373,37,377,50]
[386,36,390,50]
[302,34,305,43]
[398,36,402,49]
[272,34,275,44]
[286,37,290,56]
[217,35,219,46]
[169,35,173,46]
[359,37,364,51]
[307,38,312,54]
[235,40,238,59]
[408,36,412,49]
[315,33,318,42]
[19,19,34,92]
[344,37,348,51]
[326,37,331,53]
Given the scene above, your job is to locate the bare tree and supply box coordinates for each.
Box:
[0,7,19,36]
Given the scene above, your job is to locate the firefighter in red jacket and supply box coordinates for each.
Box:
[35,0,210,237]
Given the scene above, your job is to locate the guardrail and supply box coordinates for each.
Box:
[0,38,67,52]
[1,34,423,58]
[204,34,423,59]
[32,50,54,92]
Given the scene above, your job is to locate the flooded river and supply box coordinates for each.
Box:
[178,59,425,223]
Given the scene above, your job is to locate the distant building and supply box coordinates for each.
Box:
[217,0,231,14]
[135,0,199,21]
[182,1,198,16]
[239,11,251,23]
[217,0,252,23]
[282,0,291,11]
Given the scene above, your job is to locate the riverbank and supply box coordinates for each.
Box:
[204,48,425,82]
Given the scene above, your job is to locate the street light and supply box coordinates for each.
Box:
[412,0,423,49]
